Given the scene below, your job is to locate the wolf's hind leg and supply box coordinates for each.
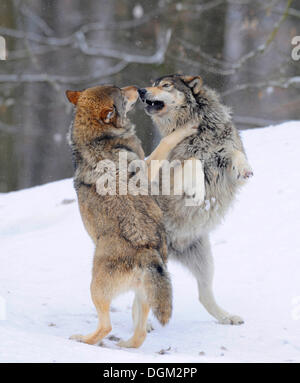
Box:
[180,236,244,325]
[197,279,244,325]
[118,292,150,348]
[70,285,112,344]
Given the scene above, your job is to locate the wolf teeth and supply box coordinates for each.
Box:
[146,99,154,106]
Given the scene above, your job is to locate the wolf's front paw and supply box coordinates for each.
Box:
[218,314,244,325]
[182,158,205,206]
[231,151,253,181]
[232,166,253,181]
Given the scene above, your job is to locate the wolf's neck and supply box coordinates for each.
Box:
[154,116,197,137]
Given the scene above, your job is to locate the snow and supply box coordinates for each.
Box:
[0,121,300,363]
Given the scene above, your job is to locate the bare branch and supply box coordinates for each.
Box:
[0,26,72,46]
[226,0,252,4]
[285,7,300,18]
[75,29,172,64]
[178,0,294,76]
[20,4,54,36]
[79,8,164,33]
[176,39,236,75]
[222,76,300,96]
[0,7,165,48]
[7,45,56,60]
[178,38,234,68]
[1,26,171,85]
[1,21,171,65]
[167,53,235,76]
[0,60,128,85]
[264,0,294,47]
[175,0,224,12]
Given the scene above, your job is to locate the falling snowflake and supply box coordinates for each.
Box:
[132,4,144,19]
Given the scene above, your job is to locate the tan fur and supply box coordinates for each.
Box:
[66,85,195,348]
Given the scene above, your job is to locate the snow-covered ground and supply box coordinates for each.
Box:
[0,121,300,363]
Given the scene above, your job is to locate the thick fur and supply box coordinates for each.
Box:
[139,74,253,325]
[67,85,173,348]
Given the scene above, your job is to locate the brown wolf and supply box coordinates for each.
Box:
[65,84,196,348]
[139,74,253,325]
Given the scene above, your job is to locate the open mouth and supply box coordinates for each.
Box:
[144,99,165,112]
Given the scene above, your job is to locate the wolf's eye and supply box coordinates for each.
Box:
[162,83,171,88]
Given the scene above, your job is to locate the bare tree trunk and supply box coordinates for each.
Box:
[223,0,300,128]
[0,0,17,192]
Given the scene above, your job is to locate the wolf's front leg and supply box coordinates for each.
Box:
[147,124,198,182]
[179,158,205,206]
[230,150,253,184]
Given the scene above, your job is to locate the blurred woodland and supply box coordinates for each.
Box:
[0,0,299,192]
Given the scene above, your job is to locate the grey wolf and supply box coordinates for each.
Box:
[65,84,196,347]
[139,74,253,325]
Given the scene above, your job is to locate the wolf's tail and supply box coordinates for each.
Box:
[143,251,173,326]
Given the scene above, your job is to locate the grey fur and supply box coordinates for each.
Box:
[141,74,253,324]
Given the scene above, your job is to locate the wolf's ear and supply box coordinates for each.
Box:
[65,90,81,105]
[180,75,203,94]
[101,107,115,124]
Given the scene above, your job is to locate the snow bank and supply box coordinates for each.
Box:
[0,121,300,363]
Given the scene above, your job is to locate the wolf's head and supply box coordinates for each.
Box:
[66,85,138,144]
[138,74,231,136]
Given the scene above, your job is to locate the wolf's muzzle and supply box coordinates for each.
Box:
[138,88,165,114]
[138,88,147,101]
